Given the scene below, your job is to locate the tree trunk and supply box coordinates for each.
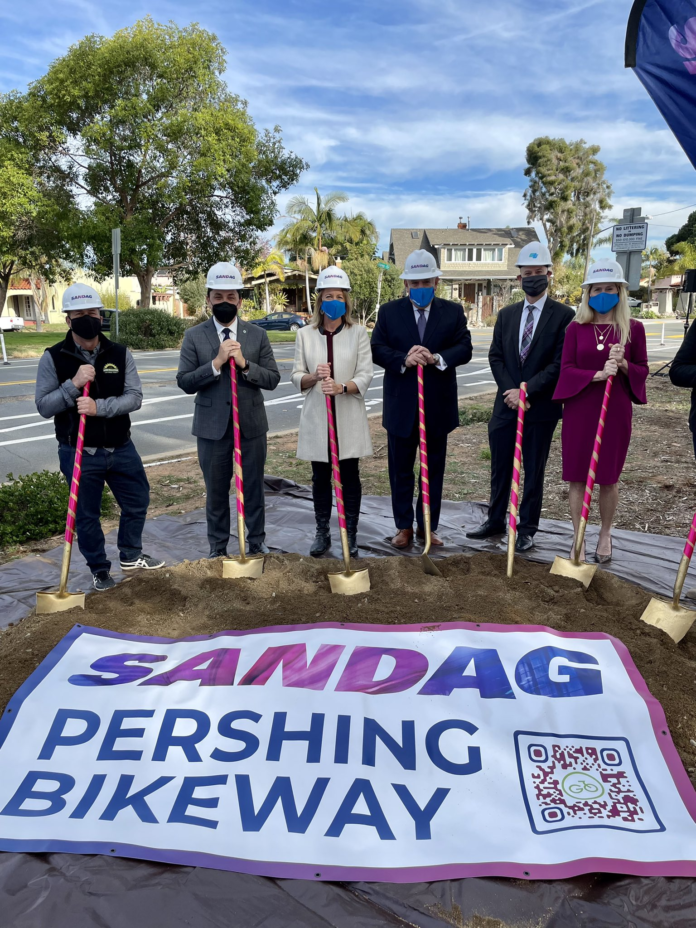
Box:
[264,274,270,314]
[0,262,14,316]
[136,267,156,309]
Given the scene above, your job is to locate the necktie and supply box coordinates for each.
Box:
[519,308,534,363]
[222,327,231,341]
[417,309,427,342]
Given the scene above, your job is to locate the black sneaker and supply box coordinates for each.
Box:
[208,550,227,560]
[93,570,116,591]
[120,554,165,571]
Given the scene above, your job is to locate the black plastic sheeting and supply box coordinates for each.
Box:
[2,476,696,630]
[2,478,696,926]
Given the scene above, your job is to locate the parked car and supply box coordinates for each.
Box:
[253,312,307,332]
[627,297,642,308]
[0,315,25,332]
[99,309,118,333]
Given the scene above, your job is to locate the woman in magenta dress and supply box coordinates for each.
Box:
[553,261,648,563]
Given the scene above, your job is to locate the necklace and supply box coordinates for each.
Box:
[593,324,612,351]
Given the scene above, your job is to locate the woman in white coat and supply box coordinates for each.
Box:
[291,266,374,557]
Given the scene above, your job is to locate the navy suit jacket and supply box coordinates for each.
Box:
[371,296,473,438]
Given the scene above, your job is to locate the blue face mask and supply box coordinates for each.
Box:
[589,292,619,314]
[409,286,435,308]
[322,299,346,321]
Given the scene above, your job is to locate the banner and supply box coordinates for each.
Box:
[626,0,696,170]
[0,622,695,881]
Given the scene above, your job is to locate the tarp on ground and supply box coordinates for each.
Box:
[1,477,696,629]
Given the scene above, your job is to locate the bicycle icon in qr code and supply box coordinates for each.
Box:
[562,772,605,800]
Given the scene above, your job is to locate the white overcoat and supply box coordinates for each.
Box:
[291,323,374,462]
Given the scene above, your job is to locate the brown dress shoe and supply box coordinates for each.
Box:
[417,528,444,546]
[391,528,414,548]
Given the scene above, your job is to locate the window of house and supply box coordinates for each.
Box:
[446,246,506,263]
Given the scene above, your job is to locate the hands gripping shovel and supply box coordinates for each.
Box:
[418,363,442,577]
[326,393,370,595]
[223,361,264,579]
[36,384,91,614]
[550,375,614,588]
[506,382,527,578]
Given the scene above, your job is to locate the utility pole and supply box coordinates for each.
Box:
[112,228,121,338]
[583,206,597,283]
[304,249,311,314]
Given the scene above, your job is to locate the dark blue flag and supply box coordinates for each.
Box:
[626,0,696,169]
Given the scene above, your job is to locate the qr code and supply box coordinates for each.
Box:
[514,732,664,835]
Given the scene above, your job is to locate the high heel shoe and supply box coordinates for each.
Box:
[594,541,612,564]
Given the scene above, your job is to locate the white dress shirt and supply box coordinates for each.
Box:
[518,293,547,353]
[402,299,448,372]
[211,315,247,377]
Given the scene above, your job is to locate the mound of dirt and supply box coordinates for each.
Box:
[2,552,695,780]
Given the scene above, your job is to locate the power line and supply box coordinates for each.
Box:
[649,203,696,219]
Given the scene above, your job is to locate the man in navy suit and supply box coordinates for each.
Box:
[372,250,473,547]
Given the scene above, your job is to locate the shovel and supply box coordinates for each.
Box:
[36,383,91,614]
[417,363,443,578]
[326,393,370,595]
[550,374,614,588]
[223,360,264,579]
[639,511,696,643]
[506,382,527,578]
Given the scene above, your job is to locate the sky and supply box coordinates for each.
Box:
[2,0,695,259]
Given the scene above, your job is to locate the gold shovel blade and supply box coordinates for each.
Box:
[36,590,85,614]
[422,554,442,577]
[328,567,370,596]
[549,556,598,589]
[222,555,264,579]
[639,598,696,644]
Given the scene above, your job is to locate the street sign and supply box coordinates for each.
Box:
[377,261,390,270]
[612,222,648,253]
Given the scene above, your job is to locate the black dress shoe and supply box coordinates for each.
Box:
[208,550,227,559]
[466,519,506,539]
[248,542,270,556]
[515,534,534,553]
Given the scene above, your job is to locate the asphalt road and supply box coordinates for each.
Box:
[0,321,685,479]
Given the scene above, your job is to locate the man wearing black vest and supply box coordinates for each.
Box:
[467,242,574,551]
[35,283,163,591]
[371,249,473,547]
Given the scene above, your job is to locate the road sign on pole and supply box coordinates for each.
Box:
[377,261,390,270]
[612,208,646,291]
[112,228,121,338]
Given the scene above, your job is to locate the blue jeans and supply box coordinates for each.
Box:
[58,440,150,573]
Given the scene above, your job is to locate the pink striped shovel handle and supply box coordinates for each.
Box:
[326,395,346,532]
[573,374,614,562]
[417,364,430,511]
[506,383,527,577]
[230,361,244,520]
[65,383,91,545]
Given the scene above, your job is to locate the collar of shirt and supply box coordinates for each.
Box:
[213,315,238,341]
[410,299,433,317]
[523,292,548,315]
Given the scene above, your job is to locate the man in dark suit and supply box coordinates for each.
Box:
[177,262,280,557]
[372,249,473,547]
[467,242,574,551]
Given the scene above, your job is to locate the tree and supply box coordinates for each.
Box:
[342,257,402,324]
[642,247,671,285]
[0,17,306,310]
[523,137,612,269]
[667,242,696,274]
[178,275,207,314]
[552,255,584,304]
[252,250,286,313]
[666,210,696,254]
[277,189,378,269]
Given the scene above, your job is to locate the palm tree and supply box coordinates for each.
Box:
[277,188,350,270]
[252,250,286,314]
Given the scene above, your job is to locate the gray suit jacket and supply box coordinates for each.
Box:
[176,317,280,441]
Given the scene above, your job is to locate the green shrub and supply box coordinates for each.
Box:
[0,471,114,547]
[479,447,492,461]
[459,404,493,426]
[113,308,188,350]
[639,309,660,319]
[96,287,134,310]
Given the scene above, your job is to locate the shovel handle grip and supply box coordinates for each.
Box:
[683,511,696,560]
[230,360,244,520]
[65,382,91,545]
[580,375,614,524]
[417,364,430,510]
[508,382,527,538]
[326,394,346,531]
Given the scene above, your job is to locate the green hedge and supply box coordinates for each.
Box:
[0,471,113,547]
[113,308,190,350]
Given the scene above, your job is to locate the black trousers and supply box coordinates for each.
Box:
[487,414,557,537]
[197,419,267,554]
[387,422,448,532]
[311,458,361,524]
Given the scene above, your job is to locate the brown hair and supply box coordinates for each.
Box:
[311,289,355,328]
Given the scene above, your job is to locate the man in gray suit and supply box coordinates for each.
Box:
[177,262,280,557]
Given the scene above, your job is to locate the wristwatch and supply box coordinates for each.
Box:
[341,383,348,394]
[242,359,250,373]
[433,353,442,366]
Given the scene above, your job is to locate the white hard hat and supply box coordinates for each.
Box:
[206,262,244,290]
[582,260,628,288]
[400,249,442,280]
[515,241,553,267]
[316,265,351,290]
[61,283,103,313]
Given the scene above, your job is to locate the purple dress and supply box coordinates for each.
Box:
[552,319,648,484]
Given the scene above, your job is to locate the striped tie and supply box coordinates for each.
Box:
[520,308,534,363]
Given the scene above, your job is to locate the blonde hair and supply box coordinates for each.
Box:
[312,289,355,328]
[575,283,631,345]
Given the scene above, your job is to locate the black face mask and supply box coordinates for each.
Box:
[70,315,102,340]
[520,274,549,298]
[213,302,238,325]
